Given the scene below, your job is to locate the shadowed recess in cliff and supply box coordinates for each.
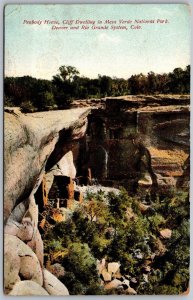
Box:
[176,155,190,189]
[129,135,158,190]
[45,128,73,172]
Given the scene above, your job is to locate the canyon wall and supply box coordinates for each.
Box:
[85,95,190,196]
[4,107,90,295]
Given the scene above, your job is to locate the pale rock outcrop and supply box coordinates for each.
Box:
[48,263,65,278]
[43,269,69,295]
[108,262,121,275]
[5,196,43,266]
[16,217,34,242]
[45,151,76,193]
[9,281,49,296]
[113,272,122,279]
[27,226,44,266]
[138,202,151,213]
[4,108,90,222]
[4,234,69,296]
[4,234,43,293]
[160,228,172,239]
[104,279,122,290]
[122,279,130,287]
[97,258,106,274]
[19,255,42,282]
[126,287,137,295]
[138,173,153,186]
[101,269,112,282]
[4,250,21,292]
[4,108,90,296]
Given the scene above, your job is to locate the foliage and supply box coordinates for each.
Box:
[20,100,35,113]
[4,65,190,112]
[61,242,102,295]
[43,188,189,295]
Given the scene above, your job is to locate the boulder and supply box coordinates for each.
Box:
[113,271,122,279]
[130,277,138,285]
[6,200,30,224]
[156,174,176,188]
[5,215,37,246]
[101,269,111,282]
[160,228,172,239]
[4,221,21,236]
[126,287,137,295]
[25,195,39,228]
[27,228,44,266]
[48,263,65,278]
[107,262,120,275]
[122,279,130,287]
[43,268,69,295]
[16,217,34,242]
[97,258,106,275]
[104,279,122,290]
[19,255,43,284]
[138,202,151,213]
[4,234,43,292]
[9,281,49,296]
[4,250,20,291]
[138,173,152,186]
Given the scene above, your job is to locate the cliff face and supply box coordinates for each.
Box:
[86,95,190,194]
[138,107,189,190]
[5,97,188,222]
[4,108,90,295]
[5,97,189,223]
[4,108,89,222]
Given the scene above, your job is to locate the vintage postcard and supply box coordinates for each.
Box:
[4,4,190,296]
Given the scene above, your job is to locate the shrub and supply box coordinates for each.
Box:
[20,100,35,113]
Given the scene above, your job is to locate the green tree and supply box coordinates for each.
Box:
[55,65,80,82]
[52,65,80,107]
[147,71,158,94]
[62,242,101,294]
[98,75,112,96]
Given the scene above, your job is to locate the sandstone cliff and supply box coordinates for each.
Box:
[86,95,190,195]
[4,108,89,222]
[4,107,90,295]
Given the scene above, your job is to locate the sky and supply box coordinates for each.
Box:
[4,4,191,80]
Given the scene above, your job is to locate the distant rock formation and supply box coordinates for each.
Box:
[86,95,190,195]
